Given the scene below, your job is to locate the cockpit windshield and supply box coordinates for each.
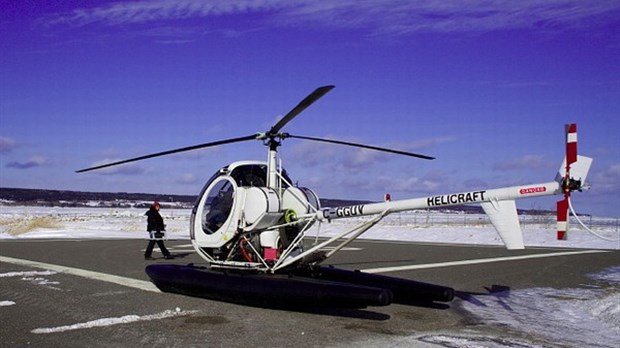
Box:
[202,179,234,235]
[230,164,292,188]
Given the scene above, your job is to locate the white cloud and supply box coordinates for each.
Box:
[590,163,620,194]
[44,0,619,36]
[0,137,16,153]
[378,175,442,194]
[289,138,339,167]
[87,159,145,176]
[341,148,384,169]
[288,0,620,34]
[493,154,551,171]
[176,173,198,185]
[46,0,288,26]
[6,156,49,170]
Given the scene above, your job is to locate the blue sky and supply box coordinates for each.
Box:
[1,0,619,217]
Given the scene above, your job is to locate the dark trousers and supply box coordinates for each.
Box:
[145,239,170,257]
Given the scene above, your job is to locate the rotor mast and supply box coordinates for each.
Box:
[266,135,281,190]
[262,85,336,191]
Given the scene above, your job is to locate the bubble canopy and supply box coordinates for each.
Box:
[190,161,293,243]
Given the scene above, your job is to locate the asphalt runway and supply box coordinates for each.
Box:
[1,238,617,347]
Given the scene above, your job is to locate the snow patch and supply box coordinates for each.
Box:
[417,334,541,347]
[459,266,620,348]
[0,270,58,278]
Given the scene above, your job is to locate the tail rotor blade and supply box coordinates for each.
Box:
[565,124,577,166]
[269,85,335,135]
[287,134,435,160]
[556,196,569,240]
[76,134,258,173]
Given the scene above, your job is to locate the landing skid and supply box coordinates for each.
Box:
[145,263,454,309]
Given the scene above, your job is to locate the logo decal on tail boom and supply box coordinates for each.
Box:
[427,190,487,207]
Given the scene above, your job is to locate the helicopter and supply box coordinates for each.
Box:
[77,85,592,309]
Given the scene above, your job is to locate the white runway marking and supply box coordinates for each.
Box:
[175,244,194,248]
[146,243,194,253]
[319,247,362,251]
[0,256,160,292]
[31,309,197,334]
[361,249,610,274]
[143,249,195,254]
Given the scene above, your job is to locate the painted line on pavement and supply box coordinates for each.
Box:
[361,249,610,274]
[0,256,160,292]
[32,309,198,334]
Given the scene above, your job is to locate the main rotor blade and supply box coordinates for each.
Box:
[269,85,335,135]
[76,134,258,173]
[287,134,435,160]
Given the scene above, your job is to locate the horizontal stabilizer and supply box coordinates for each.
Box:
[481,200,524,249]
[555,155,593,184]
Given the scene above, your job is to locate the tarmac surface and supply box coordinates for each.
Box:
[1,238,618,347]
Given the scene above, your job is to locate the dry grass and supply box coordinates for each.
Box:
[0,216,63,236]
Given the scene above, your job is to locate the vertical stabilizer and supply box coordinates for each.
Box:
[481,199,524,249]
[555,155,593,184]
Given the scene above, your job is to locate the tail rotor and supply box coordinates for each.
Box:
[556,124,579,240]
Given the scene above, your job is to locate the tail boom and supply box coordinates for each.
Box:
[316,124,591,249]
[318,181,562,250]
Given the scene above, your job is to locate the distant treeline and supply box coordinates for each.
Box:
[0,187,373,209]
[0,187,196,208]
[0,187,554,215]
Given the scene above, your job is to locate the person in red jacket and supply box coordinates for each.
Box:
[144,201,173,260]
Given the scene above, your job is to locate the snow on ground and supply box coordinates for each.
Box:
[1,205,619,347]
[1,206,618,250]
[455,266,620,348]
[0,206,191,241]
